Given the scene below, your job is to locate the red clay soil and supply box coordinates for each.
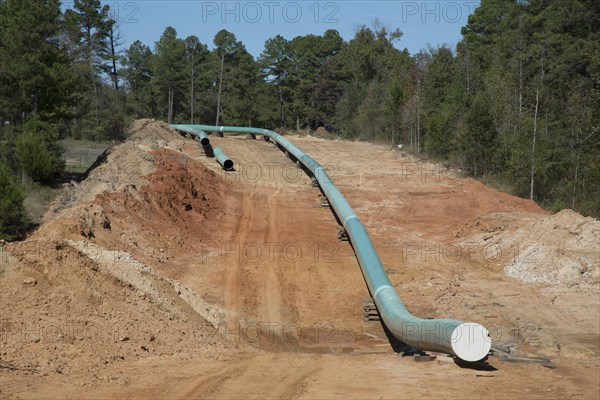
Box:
[96,150,226,251]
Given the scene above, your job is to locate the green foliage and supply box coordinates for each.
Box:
[60,0,126,141]
[424,103,455,158]
[258,35,292,127]
[214,30,238,58]
[121,40,156,118]
[0,0,75,123]
[153,27,187,123]
[65,0,112,65]
[423,47,456,108]
[458,92,496,176]
[15,118,65,184]
[222,44,261,125]
[334,24,409,141]
[0,161,27,238]
[184,35,210,124]
[288,30,344,129]
[415,0,600,215]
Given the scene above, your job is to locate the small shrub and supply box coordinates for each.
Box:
[15,118,65,184]
[0,161,27,238]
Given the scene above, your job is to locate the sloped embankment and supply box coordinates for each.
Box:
[0,120,237,379]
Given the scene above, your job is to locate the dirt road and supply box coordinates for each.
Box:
[1,120,598,399]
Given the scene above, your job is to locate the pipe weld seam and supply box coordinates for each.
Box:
[343,215,358,226]
[373,284,394,301]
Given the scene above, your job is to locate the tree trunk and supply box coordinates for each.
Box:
[168,87,174,124]
[415,74,422,154]
[88,53,100,130]
[529,87,539,200]
[190,54,195,124]
[109,25,119,91]
[216,53,225,125]
[416,99,421,154]
[572,150,580,209]
[280,90,284,127]
[530,51,545,201]
[518,58,523,116]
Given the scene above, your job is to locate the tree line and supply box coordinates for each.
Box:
[1,0,127,237]
[1,0,598,238]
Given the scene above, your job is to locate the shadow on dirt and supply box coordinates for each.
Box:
[202,144,215,158]
[453,357,497,371]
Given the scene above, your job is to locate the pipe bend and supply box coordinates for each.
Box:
[171,124,211,147]
[178,124,491,362]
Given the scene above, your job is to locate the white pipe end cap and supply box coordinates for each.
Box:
[451,322,492,362]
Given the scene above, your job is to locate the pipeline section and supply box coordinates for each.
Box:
[171,124,210,146]
[213,147,234,170]
[172,124,491,362]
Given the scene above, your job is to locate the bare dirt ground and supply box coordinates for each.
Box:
[1,120,598,399]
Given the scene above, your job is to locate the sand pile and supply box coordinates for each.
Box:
[501,209,599,287]
[459,209,599,288]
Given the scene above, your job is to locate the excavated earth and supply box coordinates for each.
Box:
[1,119,598,399]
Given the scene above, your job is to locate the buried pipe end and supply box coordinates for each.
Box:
[450,322,491,362]
[223,159,234,170]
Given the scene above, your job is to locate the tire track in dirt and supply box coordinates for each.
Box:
[208,355,323,399]
[156,362,250,399]
[271,360,323,399]
[219,141,305,347]
[224,186,258,328]
[264,188,284,325]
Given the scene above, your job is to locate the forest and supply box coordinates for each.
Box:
[1,0,599,238]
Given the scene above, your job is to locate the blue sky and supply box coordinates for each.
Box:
[65,1,481,56]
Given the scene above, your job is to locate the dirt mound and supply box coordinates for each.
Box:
[1,120,235,381]
[459,209,600,288]
[96,150,224,241]
[1,239,232,379]
[51,119,182,214]
[312,127,334,139]
[129,118,178,142]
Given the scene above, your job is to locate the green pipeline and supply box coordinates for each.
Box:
[171,124,210,146]
[213,147,234,170]
[171,124,491,362]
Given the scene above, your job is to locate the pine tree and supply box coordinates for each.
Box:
[213,30,238,126]
[184,36,210,124]
[153,27,186,124]
[15,117,65,184]
[65,0,124,140]
[0,0,75,123]
[121,40,155,118]
[259,35,292,127]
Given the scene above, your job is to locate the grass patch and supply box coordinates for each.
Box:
[60,139,111,175]
[20,140,111,226]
